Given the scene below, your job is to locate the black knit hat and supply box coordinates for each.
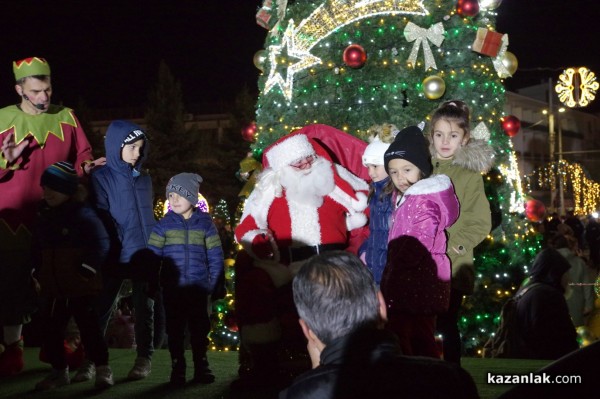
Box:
[166,173,203,205]
[40,161,78,195]
[384,125,432,177]
[121,129,146,147]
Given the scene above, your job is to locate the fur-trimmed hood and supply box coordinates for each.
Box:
[397,174,453,207]
[430,139,495,174]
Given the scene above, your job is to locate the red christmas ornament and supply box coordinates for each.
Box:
[241,122,257,142]
[224,313,239,332]
[525,199,546,223]
[343,44,367,69]
[501,115,521,137]
[457,0,480,17]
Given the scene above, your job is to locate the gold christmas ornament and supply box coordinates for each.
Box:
[422,75,446,99]
[479,0,503,10]
[500,51,518,77]
[253,49,268,72]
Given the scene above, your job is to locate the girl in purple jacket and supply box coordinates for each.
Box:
[381,125,459,358]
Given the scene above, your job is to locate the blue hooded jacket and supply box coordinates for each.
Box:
[358,177,393,285]
[90,120,156,264]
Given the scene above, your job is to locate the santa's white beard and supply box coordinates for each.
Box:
[279,157,335,207]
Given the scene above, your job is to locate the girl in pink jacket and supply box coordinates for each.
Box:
[381,125,459,358]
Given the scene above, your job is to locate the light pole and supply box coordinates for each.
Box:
[542,106,565,215]
[557,107,566,216]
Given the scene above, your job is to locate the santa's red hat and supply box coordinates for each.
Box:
[263,132,327,171]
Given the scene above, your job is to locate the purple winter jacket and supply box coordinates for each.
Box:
[382,174,459,315]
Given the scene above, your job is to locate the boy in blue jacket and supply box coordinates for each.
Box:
[148,173,224,386]
[86,120,157,381]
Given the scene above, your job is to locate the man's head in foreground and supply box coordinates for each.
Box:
[292,250,386,346]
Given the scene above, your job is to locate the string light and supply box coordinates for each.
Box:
[252,0,544,355]
[525,159,600,215]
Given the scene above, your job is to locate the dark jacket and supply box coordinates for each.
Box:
[32,199,109,298]
[90,120,155,265]
[280,328,479,399]
[148,209,224,294]
[358,177,393,285]
[515,248,579,360]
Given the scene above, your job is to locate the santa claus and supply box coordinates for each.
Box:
[232,127,369,390]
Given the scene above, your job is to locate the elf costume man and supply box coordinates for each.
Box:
[232,127,369,390]
[0,57,102,377]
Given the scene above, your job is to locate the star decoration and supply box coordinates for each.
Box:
[264,20,322,102]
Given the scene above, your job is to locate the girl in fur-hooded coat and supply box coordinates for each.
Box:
[431,138,494,294]
[429,100,494,365]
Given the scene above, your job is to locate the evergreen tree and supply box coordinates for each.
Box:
[250,0,541,354]
[144,60,199,200]
[230,85,259,135]
[74,98,104,160]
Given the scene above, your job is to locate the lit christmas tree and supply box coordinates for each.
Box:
[249,0,542,355]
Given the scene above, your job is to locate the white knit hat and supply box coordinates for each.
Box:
[362,137,391,166]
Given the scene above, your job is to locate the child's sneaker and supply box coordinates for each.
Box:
[72,359,95,382]
[35,368,70,391]
[127,357,151,380]
[95,365,114,389]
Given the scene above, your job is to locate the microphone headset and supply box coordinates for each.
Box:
[22,94,46,110]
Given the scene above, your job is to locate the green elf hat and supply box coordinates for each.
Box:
[13,57,51,81]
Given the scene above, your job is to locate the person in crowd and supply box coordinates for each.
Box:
[556,223,582,256]
[233,128,369,390]
[280,250,479,399]
[381,125,459,358]
[0,56,103,377]
[563,210,585,251]
[427,100,493,365]
[544,212,562,234]
[584,214,600,268]
[148,173,224,386]
[358,124,395,285]
[85,120,156,381]
[32,162,113,390]
[547,233,595,328]
[514,247,579,360]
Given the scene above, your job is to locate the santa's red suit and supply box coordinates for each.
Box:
[232,129,368,383]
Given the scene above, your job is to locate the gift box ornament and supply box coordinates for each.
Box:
[256,0,277,30]
[472,27,504,57]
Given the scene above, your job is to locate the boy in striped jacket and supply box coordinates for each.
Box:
[148,173,224,387]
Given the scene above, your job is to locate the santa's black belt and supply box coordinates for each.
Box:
[282,243,346,263]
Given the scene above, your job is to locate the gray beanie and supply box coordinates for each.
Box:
[166,173,203,205]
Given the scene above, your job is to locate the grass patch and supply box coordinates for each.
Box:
[1,348,549,399]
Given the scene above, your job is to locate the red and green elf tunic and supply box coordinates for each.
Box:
[0,104,93,323]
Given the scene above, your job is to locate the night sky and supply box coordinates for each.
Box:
[1,0,599,113]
